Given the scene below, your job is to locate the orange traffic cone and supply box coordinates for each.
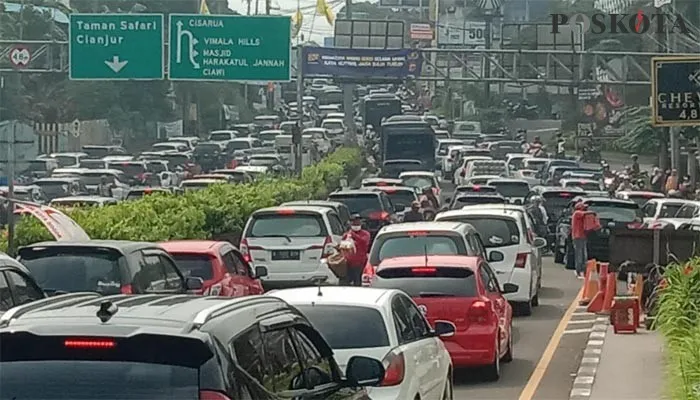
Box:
[598,272,617,315]
[579,260,599,305]
[587,268,608,313]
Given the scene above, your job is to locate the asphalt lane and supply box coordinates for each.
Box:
[439,181,584,399]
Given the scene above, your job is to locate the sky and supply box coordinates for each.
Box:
[227,0,353,43]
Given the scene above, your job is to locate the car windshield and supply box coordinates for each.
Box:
[258,132,280,141]
[80,173,115,186]
[328,194,381,216]
[108,163,145,177]
[82,147,110,158]
[34,182,70,198]
[20,251,123,294]
[209,132,231,141]
[441,217,519,247]
[79,160,106,169]
[152,144,176,152]
[162,154,189,166]
[248,214,325,237]
[373,267,477,297]
[322,122,342,130]
[587,202,642,222]
[228,141,251,150]
[0,361,199,400]
[194,144,220,154]
[294,305,390,349]
[489,181,529,198]
[54,155,77,168]
[382,190,416,209]
[372,235,465,264]
[565,182,600,191]
[401,176,434,190]
[169,253,214,281]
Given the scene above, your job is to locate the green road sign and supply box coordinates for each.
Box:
[70,14,164,80]
[168,15,291,81]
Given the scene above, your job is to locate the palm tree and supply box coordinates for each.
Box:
[615,106,669,169]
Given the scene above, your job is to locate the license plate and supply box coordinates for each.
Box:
[272,250,301,260]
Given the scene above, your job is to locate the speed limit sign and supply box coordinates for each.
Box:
[9,46,31,69]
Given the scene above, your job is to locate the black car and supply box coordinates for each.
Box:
[17,240,203,295]
[525,187,586,251]
[0,253,46,312]
[193,142,227,171]
[328,190,399,238]
[0,293,384,399]
[554,197,643,265]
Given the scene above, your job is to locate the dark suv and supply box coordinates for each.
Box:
[0,293,385,399]
[327,190,399,238]
[17,240,203,295]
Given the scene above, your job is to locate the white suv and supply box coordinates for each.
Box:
[435,206,546,316]
[240,205,345,288]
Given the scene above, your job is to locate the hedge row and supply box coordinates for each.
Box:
[0,147,364,251]
[655,260,700,399]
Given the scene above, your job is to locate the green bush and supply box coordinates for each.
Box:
[0,147,363,250]
[656,260,700,400]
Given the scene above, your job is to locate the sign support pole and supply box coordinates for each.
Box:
[343,0,356,146]
[294,45,304,176]
[6,119,15,257]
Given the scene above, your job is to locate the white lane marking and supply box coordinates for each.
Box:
[563,328,593,335]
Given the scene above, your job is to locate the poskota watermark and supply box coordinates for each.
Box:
[550,11,689,35]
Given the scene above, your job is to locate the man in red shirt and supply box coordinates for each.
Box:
[571,201,588,278]
[343,214,371,286]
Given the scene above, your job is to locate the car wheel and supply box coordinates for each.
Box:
[501,324,514,363]
[516,301,532,316]
[441,373,454,400]
[484,339,501,381]
[531,292,540,307]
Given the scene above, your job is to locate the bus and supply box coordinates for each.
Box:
[381,120,436,170]
[361,94,401,131]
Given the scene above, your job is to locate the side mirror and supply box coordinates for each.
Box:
[254,266,268,278]
[433,321,456,337]
[185,276,204,291]
[533,237,547,248]
[488,251,505,262]
[345,356,385,387]
[502,282,519,294]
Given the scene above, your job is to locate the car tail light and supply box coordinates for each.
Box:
[411,267,436,274]
[240,238,263,263]
[64,339,116,349]
[368,211,390,220]
[472,185,480,191]
[559,192,572,197]
[200,390,232,400]
[380,350,405,387]
[120,284,133,294]
[377,181,387,186]
[276,209,296,215]
[469,300,491,323]
[515,253,528,268]
[362,262,375,286]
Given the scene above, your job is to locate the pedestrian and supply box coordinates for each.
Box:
[402,201,424,222]
[528,196,549,238]
[630,154,640,177]
[571,201,589,279]
[650,167,664,192]
[420,187,439,210]
[665,169,679,193]
[342,214,370,286]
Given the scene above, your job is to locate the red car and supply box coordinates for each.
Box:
[370,255,518,381]
[159,240,265,297]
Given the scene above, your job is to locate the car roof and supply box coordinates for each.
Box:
[371,185,417,193]
[0,252,29,271]
[561,178,598,183]
[50,196,116,202]
[158,240,228,252]
[486,178,529,184]
[0,294,287,332]
[535,186,585,193]
[398,171,436,177]
[377,255,480,269]
[268,287,398,307]
[253,205,331,215]
[282,200,346,208]
[34,177,82,183]
[579,197,637,206]
[378,221,469,234]
[329,189,380,196]
[618,191,664,197]
[19,240,157,254]
[437,208,521,220]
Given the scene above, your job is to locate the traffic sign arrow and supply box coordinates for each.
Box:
[105,56,128,73]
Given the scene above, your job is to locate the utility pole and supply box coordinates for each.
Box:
[342,0,356,146]
[483,10,493,102]
[294,45,304,175]
[666,0,680,171]
[265,0,270,14]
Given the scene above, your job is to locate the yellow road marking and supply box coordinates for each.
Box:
[518,286,583,400]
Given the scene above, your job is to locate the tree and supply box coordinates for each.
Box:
[614,106,669,169]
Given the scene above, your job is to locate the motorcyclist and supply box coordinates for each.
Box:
[616,176,633,192]
[402,201,424,222]
[630,154,640,177]
[555,133,566,158]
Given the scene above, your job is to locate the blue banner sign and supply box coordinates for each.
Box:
[302,47,422,79]
[652,56,700,127]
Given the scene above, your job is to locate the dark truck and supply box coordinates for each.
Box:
[362,93,401,131]
[380,119,436,171]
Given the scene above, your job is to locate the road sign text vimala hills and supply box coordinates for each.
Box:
[168,15,291,81]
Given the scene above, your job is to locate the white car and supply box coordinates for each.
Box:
[486,178,530,205]
[399,171,441,203]
[240,205,345,288]
[268,286,454,400]
[640,198,691,224]
[435,207,546,316]
[655,200,700,228]
[442,145,472,177]
[453,156,492,185]
[560,178,602,192]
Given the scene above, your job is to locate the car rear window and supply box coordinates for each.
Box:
[659,204,684,218]
[453,196,506,207]
[371,234,467,264]
[248,213,326,237]
[586,202,642,221]
[401,176,434,190]
[0,361,199,399]
[19,249,123,294]
[439,217,519,247]
[108,163,146,177]
[328,194,381,216]
[209,132,232,141]
[455,185,497,194]
[489,181,529,198]
[381,190,416,209]
[564,181,600,191]
[541,192,580,218]
[79,160,106,169]
[294,305,390,349]
[169,254,214,280]
[372,267,477,297]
